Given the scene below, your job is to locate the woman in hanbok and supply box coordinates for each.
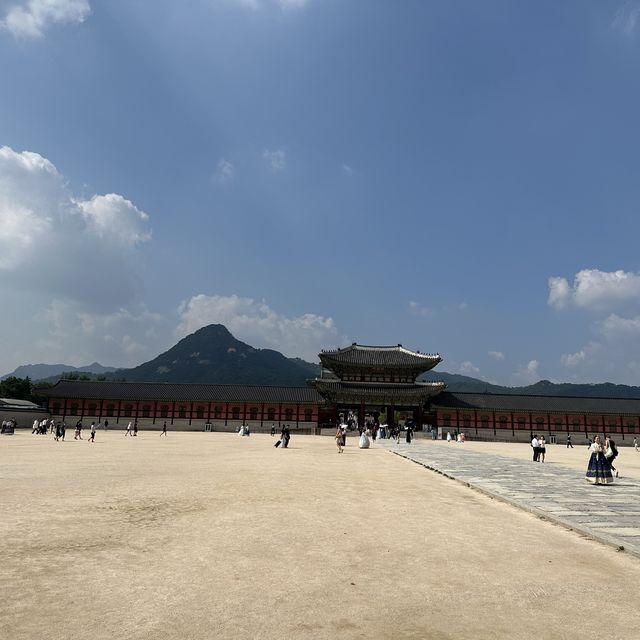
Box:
[335,426,343,453]
[586,435,614,485]
[359,429,370,449]
[446,431,452,443]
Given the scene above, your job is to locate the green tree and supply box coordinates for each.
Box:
[0,376,33,400]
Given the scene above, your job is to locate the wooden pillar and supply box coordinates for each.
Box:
[260,403,264,427]
[225,402,229,427]
[99,399,103,421]
[117,399,122,424]
[189,401,194,426]
[243,403,247,424]
[359,401,365,429]
[153,400,158,425]
[278,403,282,427]
[81,398,86,419]
[171,401,176,426]
[296,404,300,428]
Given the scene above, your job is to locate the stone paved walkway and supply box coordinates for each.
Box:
[379,439,640,557]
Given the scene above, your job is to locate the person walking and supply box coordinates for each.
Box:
[104,419,109,431]
[133,421,138,437]
[634,437,639,452]
[60,421,66,441]
[75,420,84,440]
[405,423,414,444]
[586,435,614,484]
[283,425,291,448]
[160,421,167,437]
[270,424,276,437]
[566,434,573,448]
[446,431,452,443]
[125,421,132,437]
[605,436,619,478]
[88,421,96,443]
[335,425,343,453]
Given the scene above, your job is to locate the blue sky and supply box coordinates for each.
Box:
[2,0,640,385]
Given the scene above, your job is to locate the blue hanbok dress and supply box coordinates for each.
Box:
[586,444,614,485]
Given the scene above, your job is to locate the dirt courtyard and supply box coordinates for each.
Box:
[2,431,640,640]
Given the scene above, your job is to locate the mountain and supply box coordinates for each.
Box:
[1,362,116,381]
[112,324,321,385]
[421,371,640,398]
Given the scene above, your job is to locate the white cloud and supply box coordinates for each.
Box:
[0,145,151,310]
[262,148,286,172]
[214,158,235,183]
[1,0,89,38]
[408,300,434,317]
[488,351,504,361]
[459,361,480,375]
[176,293,341,361]
[612,1,640,36]
[548,269,640,312]
[33,299,166,366]
[514,360,540,385]
[547,276,572,309]
[560,350,586,368]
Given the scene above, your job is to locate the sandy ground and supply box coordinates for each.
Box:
[2,431,640,640]
[426,438,640,479]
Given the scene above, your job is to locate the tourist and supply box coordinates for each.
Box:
[531,435,540,462]
[566,434,573,448]
[270,424,276,437]
[634,437,639,452]
[405,423,413,444]
[125,421,132,437]
[32,419,39,434]
[133,421,138,436]
[446,431,452,443]
[359,428,370,449]
[59,421,66,441]
[586,435,614,485]
[161,421,167,436]
[88,421,96,443]
[283,425,291,448]
[335,425,343,453]
[104,419,109,430]
[539,436,546,462]
[75,420,84,440]
[341,423,347,447]
[605,436,619,478]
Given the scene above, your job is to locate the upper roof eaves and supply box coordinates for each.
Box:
[319,344,441,369]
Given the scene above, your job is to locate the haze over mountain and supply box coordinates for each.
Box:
[1,362,116,382]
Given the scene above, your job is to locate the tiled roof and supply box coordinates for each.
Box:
[319,344,441,370]
[41,380,324,404]
[432,392,640,415]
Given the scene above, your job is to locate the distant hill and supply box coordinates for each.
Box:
[110,324,321,386]
[1,362,116,381]
[11,325,640,398]
[421,371,640,399]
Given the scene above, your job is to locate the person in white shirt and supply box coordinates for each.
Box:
[531,435,540,462]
